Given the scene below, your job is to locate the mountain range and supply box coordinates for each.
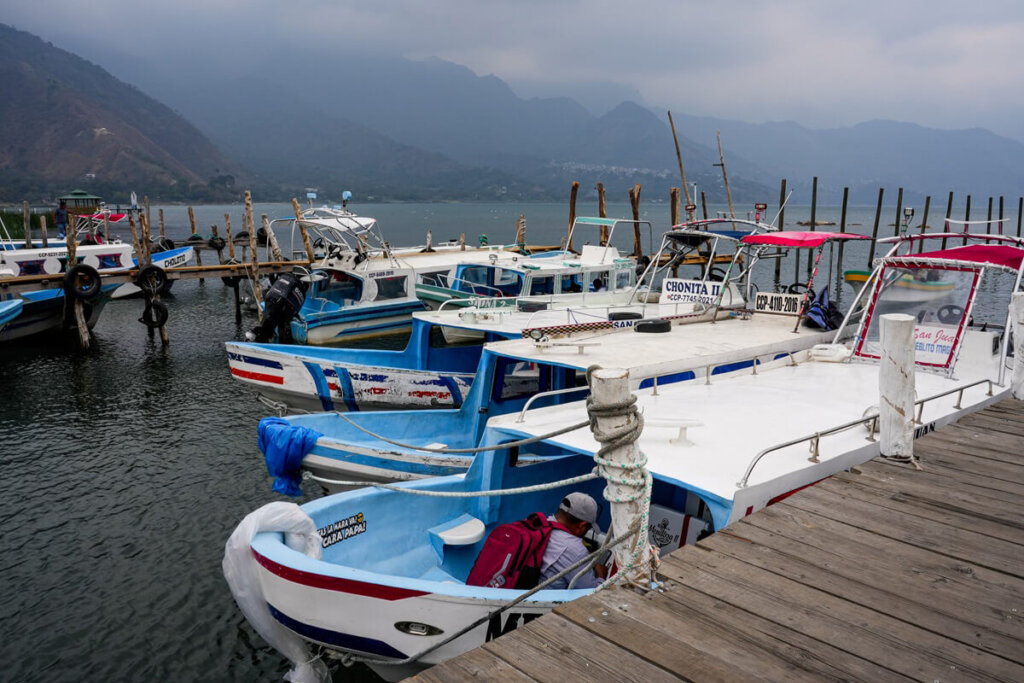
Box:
[2,22,1022,207]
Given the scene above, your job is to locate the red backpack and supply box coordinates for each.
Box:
[466,512,569,590]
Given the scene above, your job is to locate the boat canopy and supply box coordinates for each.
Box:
[671,217,779,234]
[741,231,870,248]
[663,228,747,247]
[888,244,1024,272]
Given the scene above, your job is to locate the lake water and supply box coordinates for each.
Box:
[1,200,1019,682]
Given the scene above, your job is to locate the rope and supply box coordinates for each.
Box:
[307,469,600,497]
[332,517,644,670]
[333,411,590,454]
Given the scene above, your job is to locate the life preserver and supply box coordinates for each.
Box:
[64,264,102,301]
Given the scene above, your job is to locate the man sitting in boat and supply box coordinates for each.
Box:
[539,492,607,589]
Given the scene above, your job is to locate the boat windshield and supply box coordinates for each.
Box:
[854,263,980,368]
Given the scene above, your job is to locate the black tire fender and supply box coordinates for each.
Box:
[609,311,642,321]
[140,300,169,329]
[136,264,168,296]
[64,264,102,301]
[635,319,671,333]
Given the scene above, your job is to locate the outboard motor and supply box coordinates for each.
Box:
[247,272,307,342]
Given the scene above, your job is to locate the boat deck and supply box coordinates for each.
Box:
[412,398,1024,682]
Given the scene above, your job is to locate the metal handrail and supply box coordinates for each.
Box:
[736,378,996,488]
[515,385,591,422]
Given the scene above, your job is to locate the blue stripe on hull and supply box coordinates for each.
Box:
[228,352,283,370]
[302,361,336,412]
[334,366,358,412]
[268,603,408,660]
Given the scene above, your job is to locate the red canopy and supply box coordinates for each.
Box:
[740,231,871,248]
[890,244,1024,271]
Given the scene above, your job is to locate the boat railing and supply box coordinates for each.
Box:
[736,378,996,488]
[515,385,591,422]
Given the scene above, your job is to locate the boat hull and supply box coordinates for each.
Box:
[0,289,110,343]
[293,303,425,346]
[111,246,194,299]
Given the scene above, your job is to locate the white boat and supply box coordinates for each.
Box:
[226,231,1023,681]
[110,244,195,299]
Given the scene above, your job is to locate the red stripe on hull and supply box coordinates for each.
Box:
[231,367,285,385]
[252,549,429,601]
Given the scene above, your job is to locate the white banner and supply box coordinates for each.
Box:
[755,292,802,315]
[662,278,723,305]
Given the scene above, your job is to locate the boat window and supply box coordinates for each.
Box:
[493,268,522,295]
[856,264,979,367]
[419,270,449,287]
[560,274,583,293]
[615,268,632,290]
[528,275,554,296]
[587,269,610,292]
[373,275,409,301]
[322,271,362,301]
[494,358,542,400]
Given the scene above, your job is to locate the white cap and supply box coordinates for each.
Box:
[559,492,599,525]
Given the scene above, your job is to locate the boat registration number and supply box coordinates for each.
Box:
[755,292,801,314]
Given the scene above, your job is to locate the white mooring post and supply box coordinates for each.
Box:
[879,313,916,460]
[587,368,655,586]
[1012,292,1024,399]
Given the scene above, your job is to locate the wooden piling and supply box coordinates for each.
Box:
[211,224,225,266]
[23,202,31,248]
[942,191,954,249]
[103,211,110,244]
[774,179,786,284]
[715,130,736,224]
[158,208,165,241]
[670,188,680,226]
[224,214,237,261]
[64,229,89,348]
[700,191,708,219]
[289,198,315,262]
[918,196,931,253]
[188,206,204,281]
[141,213,169,345]
[245,191,264,312]
[892,187,903,237]
[144,196,151,229]
[806,177,818,277]
[38,214,48,248]
[835,187,849,296]
[1017,198,1022,238]
[867,187,884,268]
[263,214,284,261]
[140,212,152,265]
[667,111,692,215]
[986,197,993,235]
[597,183,608,245]
[567,181,580,252]
[963,195,972,246]
[879,314,915,461]
[998,196,1004,235]
[127,212,143,259]
[629,184,643,259]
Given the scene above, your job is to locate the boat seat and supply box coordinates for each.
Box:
[427,513,486,560]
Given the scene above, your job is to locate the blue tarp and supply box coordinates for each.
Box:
[258,417,322,496]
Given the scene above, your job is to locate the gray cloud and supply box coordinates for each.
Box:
[6,0,1023,139]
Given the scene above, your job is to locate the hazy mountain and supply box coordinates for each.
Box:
[0,23,247,202]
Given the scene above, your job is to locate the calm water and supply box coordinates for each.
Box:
[1,201,1019,682]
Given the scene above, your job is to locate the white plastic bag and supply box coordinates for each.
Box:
[223,502,329,683]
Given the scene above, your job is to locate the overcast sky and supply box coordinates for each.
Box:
[8,0,1024,141]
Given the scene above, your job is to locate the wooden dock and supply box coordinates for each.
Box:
[414,398,1024,682]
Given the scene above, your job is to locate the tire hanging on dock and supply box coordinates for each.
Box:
[135,265,168,296]
[64,264,102,301]
[140,299,169,329]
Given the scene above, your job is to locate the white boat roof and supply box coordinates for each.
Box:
[486,337,999,517]
[483,310,836,376]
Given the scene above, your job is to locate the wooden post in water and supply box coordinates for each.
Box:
[459,232,466,251]
[263,214,284,261]
[893,187,903,237]
[867,187,884,268]
[188,206,204,282]
[40,215,48,248]
[289,198,315,262]
[715,130,736,224]
[140,211,152,265]
[158,209,165,241]
[918,196,931,253]
[998,196,1005,234]
[669,188,679,227]
[223,213,241,320]
[224,214,237,261]
[1017,197,1023,238]
[942,191,954,249]
[245,191,263,312]
[879,313,915,462]
[64,230,90,348]
[597,183,608,245]
[963,195,972,246]
[211,224,225,266]
[586,367,654,587]
[22,202,31,247]
[127,212,143,260]
[836,187,849,297]
[806,176,818,278]
[141,213,170,345]
[1012,293,1024,399]
[103,211,110,244]
[667,111,693,219]
[629,184,643,259]
[700,190,708,219]
[144,196,151,230]
[986,197,993,235]
[567,181,580,252]
[774,179,786,284]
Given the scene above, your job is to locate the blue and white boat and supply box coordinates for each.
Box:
[0,299,23,331]
[229,231,1023,681]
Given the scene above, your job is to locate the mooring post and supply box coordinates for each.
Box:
[1017,197,1022,238]
[245,191,264,313]
[629,183,643,259]
[289,198,314,262]
[700,190,708,219]
[918,195,931,253]
[586,368,654,587]
[806,176,818,278]
[189,206,204,283]
[835,187,849,299]
[986,197,993,235]
[1012,293,1024,399]
[211,224,224,266]
[963,195,972,246]
[40,215,48,248]
[23,201,32,248]
[567,181,580,252]
[64,230,90,349]
[893,187,904,237]
[158,208,165,242]
[867,187,884,269]
[224,214,237,261]
[597,182,608,245]
[774,178,786,284]
[263,214,284,261]
[127,212,143,261]
[879,313,915,461]
[141,213,170,345]
[942,191,954,250]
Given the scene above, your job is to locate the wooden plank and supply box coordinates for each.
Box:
[785,483,1024,577]
[958,411,1024,437]
[924,427,1024,463]
[864,456,1024,503]
[913,441,1024,483]
[831,467,1024,534]
[703,517,1024,661]
[558,583,831,682]
[415,646,537,682]
[660,548,1024,681]
[920,431,1023,466]
[485,613,680,683]
[652,574,914,681]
